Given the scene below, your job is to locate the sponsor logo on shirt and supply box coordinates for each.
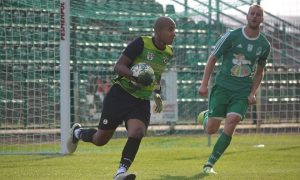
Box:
[231,53,251,77]
[147,52,154,61]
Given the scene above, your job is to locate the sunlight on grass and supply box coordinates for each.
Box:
[0,134,299,180]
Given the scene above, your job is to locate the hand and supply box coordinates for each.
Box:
[248,94,256,105]
[153,93,163,113]
[130,76,144,87]
[130,72,149,87]
[198,84,209,97]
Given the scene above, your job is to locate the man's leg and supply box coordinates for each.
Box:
[114,119,146,180]
[207,132,232,165]
[203,115,240,174]
[67,124,115,153]
[114,137,140,180]
[77,127,115,145]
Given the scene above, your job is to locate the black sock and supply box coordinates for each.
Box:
[119,137,142,170]
[80,128,97,142]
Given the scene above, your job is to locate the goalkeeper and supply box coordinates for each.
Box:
[198,4,270,174]
[67,16,176,180]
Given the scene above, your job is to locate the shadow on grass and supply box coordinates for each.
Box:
[153,172,209,180]
[275,145,300,151]
[1,153,64,163]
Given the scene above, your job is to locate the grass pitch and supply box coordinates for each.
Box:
[1,134,300,180]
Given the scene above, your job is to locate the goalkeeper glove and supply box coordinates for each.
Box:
[153,93,163,113]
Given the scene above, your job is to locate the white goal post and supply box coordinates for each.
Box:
[60,0,71,154]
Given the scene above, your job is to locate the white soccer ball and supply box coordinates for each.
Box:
[131,63,155,86]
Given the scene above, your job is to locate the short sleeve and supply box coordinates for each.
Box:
[211,31,233,59]
[257,44,271,67]
[122,37,144,61]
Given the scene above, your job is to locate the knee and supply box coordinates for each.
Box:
[128,127,146,139]
[223,123,238,136]
[205,119,220,135]
[223,117,240,135]
[205,126,219,135]
[92,132,110,146]
[93,138,109,146]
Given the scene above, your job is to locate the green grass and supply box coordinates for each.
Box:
[1,134,300,180]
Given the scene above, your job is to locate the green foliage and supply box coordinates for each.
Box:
[0,134,300,180]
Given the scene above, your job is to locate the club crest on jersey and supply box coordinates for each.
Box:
[147,52,154,61]
[247,44,253,52]
[256,46,262,55]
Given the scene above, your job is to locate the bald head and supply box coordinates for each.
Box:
[248,4,264,16]
[154,16,176,32]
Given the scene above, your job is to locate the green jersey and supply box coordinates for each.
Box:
[212,27,271,91]
[113,36,173,100]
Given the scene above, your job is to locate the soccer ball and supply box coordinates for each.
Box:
[131,63,155,86]
[197,110,208,125]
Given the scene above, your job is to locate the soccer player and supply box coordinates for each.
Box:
[67,16,176,180]
[198,4,270,174]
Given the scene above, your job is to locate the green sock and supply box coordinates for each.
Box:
[207,132,232,165]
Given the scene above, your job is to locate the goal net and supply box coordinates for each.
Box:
[0,0,60,154]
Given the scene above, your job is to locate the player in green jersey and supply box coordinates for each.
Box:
[67,16,176,180]
[198,4,271,174]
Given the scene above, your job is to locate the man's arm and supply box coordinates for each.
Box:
[114,55,134,79]
[113,37,144,79]
[248,64,265,105]
[198,55,217,97]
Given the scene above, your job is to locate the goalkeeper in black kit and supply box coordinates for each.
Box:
[67,16,176,180]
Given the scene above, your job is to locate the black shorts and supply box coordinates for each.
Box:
[98,84,150,130]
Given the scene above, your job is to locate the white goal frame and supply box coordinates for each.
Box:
[60,0,70,154]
